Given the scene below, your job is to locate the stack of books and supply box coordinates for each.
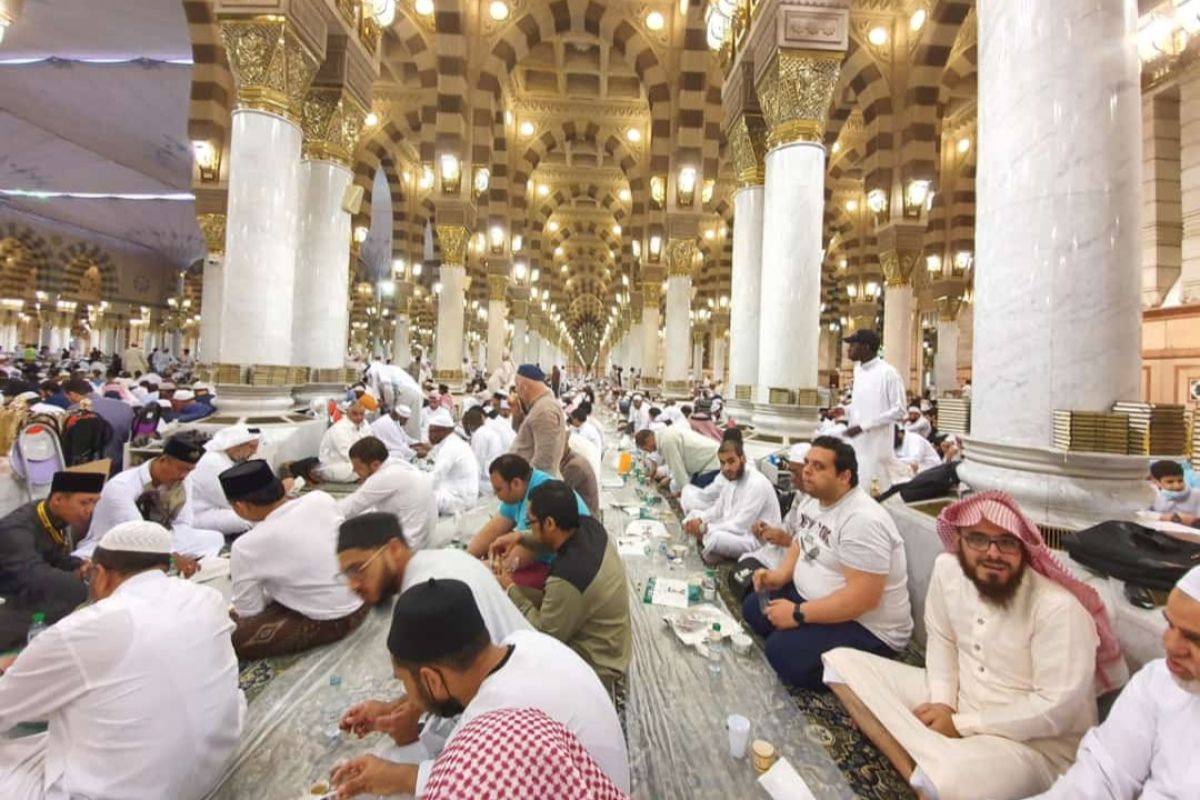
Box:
[210,364,243,385]
[937,398,971,436]
[1052,410,1130,454]
[250,364,292,387]
[1112,402,1187,456]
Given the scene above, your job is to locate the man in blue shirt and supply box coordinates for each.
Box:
[467,454,590,589]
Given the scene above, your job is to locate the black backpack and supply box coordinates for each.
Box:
[60,409,113,467]
[876,460,960,503]
[1063,520,1200,592]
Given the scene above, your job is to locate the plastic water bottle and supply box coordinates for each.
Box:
[707,623,723,674]
[453,511,465,547]
[321,674,344,741]
[701,569,717,603]
[26,612,46,644]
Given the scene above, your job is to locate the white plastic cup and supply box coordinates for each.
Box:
[727,713,751,759]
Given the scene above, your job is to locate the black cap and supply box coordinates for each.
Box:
[843,329,881,349]
[218,459,276,501]
[162,435,204,465]
[338,511,406,552]
[387,578,486,663]
[50,470,105,494]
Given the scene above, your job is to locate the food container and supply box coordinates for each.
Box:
[752,739,778,773]
[730,632,752,656]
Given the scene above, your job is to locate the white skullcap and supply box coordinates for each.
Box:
[908,406,921,414]
[427,407,455,428]
[142,373,162,386]
[194,383,215,394]
[205,424,260,452]
[1178,565,1200,602]
[632,393,643,400]
[156,399,172,408]
[174,390,195,401]
[394,403,412,417]
[98,520,172,555]
[787,442,811,462]
[14,391,39,403]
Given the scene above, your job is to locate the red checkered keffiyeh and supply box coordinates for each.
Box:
[424,708,629,800]
[936,490,1124,690]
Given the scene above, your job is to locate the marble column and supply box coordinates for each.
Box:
[527,312,543,367]
[961,0,1151,525]
[197,213,225,362]
[640,281,662,388]
[711,331,727,385]
[509,296,528,366]
[216,17,320,369]
[727,113,768,406]
[434,225,469,386]
[486,275,508,372]
[663,240,695,396]
[1180,69,1200,302]
[691,328,705,382]
[292,87,361,370]
[934,297,960,396]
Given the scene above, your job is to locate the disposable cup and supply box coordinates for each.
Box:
[727,713,751,759]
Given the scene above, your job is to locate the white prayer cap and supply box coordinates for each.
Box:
[1178,565,1200,602]
[907,406,921,414]
[142,373,162,386]
[632,393,643,400]
[156,399,172,408]
[787,442,811,463]
[395,404,413,417]
[98,520,172,555]
[14,391,39,403]
[194,383,216,394]
[205,424,260,452]
[174,390,195,401]
[427,407,455,428]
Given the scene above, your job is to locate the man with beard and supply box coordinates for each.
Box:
[823,491,1123,800]
[334,512,529,790]
[1025,563,1200,799]
[329,578,628,799]
[682,437,781,565]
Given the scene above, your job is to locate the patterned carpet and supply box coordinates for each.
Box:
[237,653,306,704]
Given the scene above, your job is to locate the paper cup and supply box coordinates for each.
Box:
[727,714,751,759]
[731,632,753,656]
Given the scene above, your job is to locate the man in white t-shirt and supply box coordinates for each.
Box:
[329,577,628,799]
[744,435,912,689]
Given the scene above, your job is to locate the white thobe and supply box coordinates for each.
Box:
[686,468,782,560]
[846,357,907,492]
[414,630,629,797]
[469,424,507,492]
[568,432,602,487]
[175,449,253,536]
[430,433,480,515]
[315,417,371,483]
[1148,487,1200,517]
[0,571,244,800]
[74,461,223,559]
[823,553,1100,800]
[1027,659,1200,800]
[897,433,943,474]
[628,403,651,433]
[660,405,686,426]
[229,492,362,620]
[487,415,517,450]
[680,474,725,515]
[905,415,933,438]
[370,414,417,461]
[573,419,604,453]
[335,460,438,550]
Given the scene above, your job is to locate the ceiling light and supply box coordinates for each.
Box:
[612,224,622,235]
[547,220,559,232]
[618,188,631,202]
[626,128,642,143]
[645,11,665,30]
[504,110,513,125]
[910,8,926,32]
[414,0,435,16]
[868,26,888,46]
[957,136,971,154]
[704,229,715,240]
[926,254,942,273]
[489,0,510,21]
[537,183,551,197]
[831,141,841,154]
[363,111,379,127]
[519,120,535,137]
[554,246,564,256]
[372,0,397,26]
[844,199,858,213]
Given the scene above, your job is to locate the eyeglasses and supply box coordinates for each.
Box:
[961,532,1023,555]
[335,544,386,583]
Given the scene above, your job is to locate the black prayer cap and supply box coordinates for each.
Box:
[387,578,486,663]
[218,459,275,501]
[338,511,406,552]
[162,434,204,465]
[50,470,105,495]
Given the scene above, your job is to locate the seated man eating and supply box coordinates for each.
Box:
[743,436,912,689]
[824,491,1123,800]
[682,436,781,565]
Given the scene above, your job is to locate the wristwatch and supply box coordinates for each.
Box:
[792,605,806,625]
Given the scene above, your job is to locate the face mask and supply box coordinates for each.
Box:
[421,673,465,718]
[1161,488,1190,502]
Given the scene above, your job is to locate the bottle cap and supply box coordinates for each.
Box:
[31,612,44,623]
[329,674,342,687]
[712,622,721,632]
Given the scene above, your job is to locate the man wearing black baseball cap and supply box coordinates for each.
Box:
[842,328,907,492]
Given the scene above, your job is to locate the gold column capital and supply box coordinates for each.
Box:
[880,249,921,288]
[666,238,698,278]
[755,49,842,150]
[435,225,470,267]
[936,295,964,322]
[487,274,509,302]
[510,298,528,319]
[300,86,365,165]
[219,17,322,122]
[727,113,769,187]
[641,280,663,305]
[197,213,227,256]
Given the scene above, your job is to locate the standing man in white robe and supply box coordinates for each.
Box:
[683,437,782,564]
[315,402,371,483]
[174,425,261,540]
[843,329,906,493]
[337,437,438,550]
[1026,564,1200,800]
[824,491,1124,800]
[371,403,420,462]
[0,521,243,800]
[427,408,480,514]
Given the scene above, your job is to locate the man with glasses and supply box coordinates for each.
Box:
[822,491,1122,800]
[743,436,912,689]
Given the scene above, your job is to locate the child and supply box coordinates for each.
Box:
[1149,459,1200,523]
